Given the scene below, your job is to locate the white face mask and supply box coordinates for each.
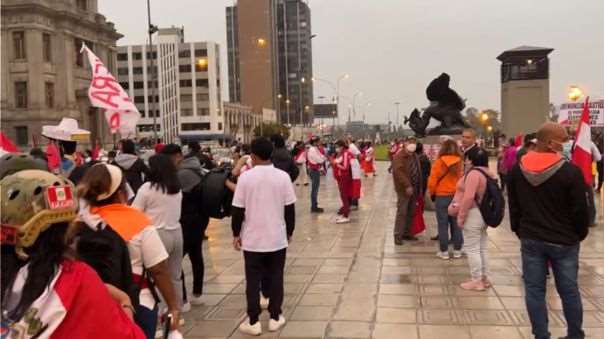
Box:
[406,144,417,153]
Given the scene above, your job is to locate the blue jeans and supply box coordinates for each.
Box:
[435,195,463,252]
[521,238,584,339]
[309,168,321,209]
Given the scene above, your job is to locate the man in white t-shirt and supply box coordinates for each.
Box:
[231,137,297,336]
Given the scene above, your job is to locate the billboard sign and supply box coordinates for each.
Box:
[313,104,337,118]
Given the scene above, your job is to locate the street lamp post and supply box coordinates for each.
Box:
[352,92,363,120]
[146,0,159,143]
[394,102,401,131]
[286,99,291,125]
[312,74,349,130]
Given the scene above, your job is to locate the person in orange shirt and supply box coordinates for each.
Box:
[427,139,463,260]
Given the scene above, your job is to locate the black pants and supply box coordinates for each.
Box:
[181,214,209,300]
[244,249,286,323]
[587,186,596,226]
[597,160,603,191]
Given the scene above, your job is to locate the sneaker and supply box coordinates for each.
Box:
[402,235,419,241]
[453,250,463,259]
[436,251,450,260]
[189,294,204,305]
[482,276,492,288]
[181,301,191,313]
[460,279,486,291]
[335,216,350,224]
[311,207,324,213]
[430,235,439,241]
[260,295,269,309]
[394,238,403,246]
[239,319,262,336]
[268,315,286,332]
[350,205,359,211]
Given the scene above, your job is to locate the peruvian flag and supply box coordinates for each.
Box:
[571,97,593,186]
[0,132,19,156]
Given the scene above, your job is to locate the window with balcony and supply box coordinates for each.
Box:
[181,123,210,131]
[195,79,209,88]
[117,53,128,61]
[15,81,27,108]
[13,31,26,60]
[76,0,87,11]
[15,126,28,146]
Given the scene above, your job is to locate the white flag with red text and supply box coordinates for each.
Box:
[81,44,140,136]
[571,97,593,186]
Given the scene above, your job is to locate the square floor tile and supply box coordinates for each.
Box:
[299,293,340,306]
[376,308,417,323]
[280,321,327,338]
[328,321,371,338]
[377,295,418,308]
[418,325,470,339]
[470,326,523,339]
[372,324,417,339]
[290,306,334,321]
[456,296,505,310]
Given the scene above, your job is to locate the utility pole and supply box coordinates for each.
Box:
[147,0,159,143]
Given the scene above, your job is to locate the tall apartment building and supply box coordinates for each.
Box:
[117,27,223,144]
[1,0,122,147]
[226,0,314,125]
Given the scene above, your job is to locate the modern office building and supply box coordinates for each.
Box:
[226,0,314,125]
[117,27,224,144]
[1,0,122,147]
[497,46,554,137]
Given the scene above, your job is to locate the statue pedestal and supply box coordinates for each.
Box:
[419,134,462,145]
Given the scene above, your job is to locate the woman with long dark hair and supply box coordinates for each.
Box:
[0,170,145,338]
[78,163,181,338]
[132,154,184,313]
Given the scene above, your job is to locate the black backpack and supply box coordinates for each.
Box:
[75,223,140,306]
[201,167,234,219]
[467,168,505,227]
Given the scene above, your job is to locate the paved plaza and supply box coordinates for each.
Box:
[181,163,604,339]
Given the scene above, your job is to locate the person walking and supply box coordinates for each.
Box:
[508,122,589,339]
[115,139,150,194]
[449,149,496,290]
[331,140,354,224]
[232,138,296,336]
[78,163,181,338]
[348,139,362,209]
[177,152,207,307]
[363,141,376,177]
[270,134,299,182]
[307,137,326,213]
[392,137,423,245]
[132,153,185,313]
[428,139,463,259]
[293,142,309,186]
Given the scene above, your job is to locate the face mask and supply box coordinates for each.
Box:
[406,144,417,153]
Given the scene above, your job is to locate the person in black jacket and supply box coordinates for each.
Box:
[508,122,589,339]
[114,139,149,194]
[270,134,299,182]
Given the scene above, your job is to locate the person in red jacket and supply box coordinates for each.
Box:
[330,140,353,224]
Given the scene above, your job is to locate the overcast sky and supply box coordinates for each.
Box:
[100,0,603,124]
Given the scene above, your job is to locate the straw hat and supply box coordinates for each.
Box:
[42,118,90,142]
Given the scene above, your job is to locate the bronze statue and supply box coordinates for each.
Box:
[404,73,469,137]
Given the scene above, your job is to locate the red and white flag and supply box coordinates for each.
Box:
[571,96,593,186]
[81,44,140,137]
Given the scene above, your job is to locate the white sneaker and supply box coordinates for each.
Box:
[335,216,350,224]
[260,295,269,309]
[436,251,450,260]
[181,302,191,313]
[239,319,262,336]
[453,250,463,259]
[268,315,286,332]
[189,294,204,305]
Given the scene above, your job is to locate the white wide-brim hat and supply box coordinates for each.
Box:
[42,118,90,142]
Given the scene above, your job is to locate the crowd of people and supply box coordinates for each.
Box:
[390,124,599,339]
[1,118,600,338]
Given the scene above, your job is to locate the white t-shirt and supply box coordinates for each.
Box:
[132,182,183,230]
[128,226,169,309]
[232,164,297,252]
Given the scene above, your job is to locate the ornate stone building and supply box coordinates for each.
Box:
[1,0,122,147]
[223,102,259,143]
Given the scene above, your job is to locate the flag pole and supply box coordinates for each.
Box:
[147,0,159,144]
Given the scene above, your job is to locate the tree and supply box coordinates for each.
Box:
[253,122,290,139]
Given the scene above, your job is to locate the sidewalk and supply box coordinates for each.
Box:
[181,162,604,339]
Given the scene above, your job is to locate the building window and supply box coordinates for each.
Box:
[76,0,87,10]
[134,96,145,104]
[146,51,157,59]
[218,122,223,130]
[118,67,129,75]
[133,67,143,74]
[195,49,207,57]
[199,108,210,116]
[15,126,28,146]
[179,79,192,87]
[117,53,128,61]
[178,50,191,58]
[13,31,26,60]
[119,82,129,90]
[133,52,142,60]
[179,64,192,73]
[133,81,144,89]
[181,108,193,117]
[42,33,52,62]
[180,94,193,102]
[196,93,209,101]
[45,82,54,108]
[74,38,92,67]
[181,123,210,131]
[15,81,27,108]
[195,79,209,88]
